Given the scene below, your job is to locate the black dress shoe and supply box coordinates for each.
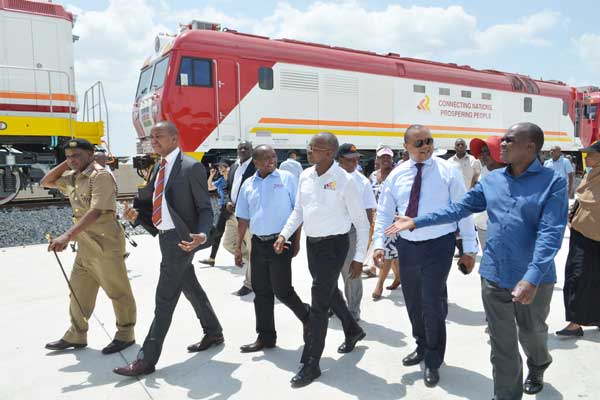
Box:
[337,330,366,353]
[555,327,583,337]
[402,350,424,366]
[424,367,440,387]
[45,339,87,351]
[523,370,544,395]
[102,339,135,355]
[240,338,275,353]
[113,359,155,377]
[233,286,253,296]
[291,357,321,388]
[187,334,225,352]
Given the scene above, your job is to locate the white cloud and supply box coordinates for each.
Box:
[65,1,562,155]
[574,33,600,70]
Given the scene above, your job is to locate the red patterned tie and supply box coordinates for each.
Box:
[405,163,424,218]
[152,159,167,227]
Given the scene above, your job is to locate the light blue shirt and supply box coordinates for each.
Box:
[235,169,298,236]
[544,156,573,181]
[373,156,478,253]
[414,160,567,288]
[279,158,303,180]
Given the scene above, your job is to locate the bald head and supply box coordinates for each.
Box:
[404,124,430,143]
[314,132,339,152]
[152,120,179,137]
[509,122,544,153]
[252,144,274,160]
[94,151,107,167]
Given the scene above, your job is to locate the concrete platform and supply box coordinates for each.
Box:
[1,231,598,400]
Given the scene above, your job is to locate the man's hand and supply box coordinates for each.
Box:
[512,280,538,304]
[273,235,286,254]
[234,246,244,267]
[178,233,207,253]
[373,249,385,268]
[457,254,476,274]
[384,216,416,236]
[225,201,235,213]
[48,233,70,253]
[122,202,139,223]
[349,261,363,279]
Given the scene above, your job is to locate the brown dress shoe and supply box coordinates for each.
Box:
[45,339,87,351]
[187,334,224,352]
[240,338,275,353]
[113,359,155,377]
[102,339,135,355]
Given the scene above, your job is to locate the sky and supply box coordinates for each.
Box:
[62,0,600,156]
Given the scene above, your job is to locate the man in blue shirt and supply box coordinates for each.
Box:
[235,145,310,353]
[386,122,568,400]
[544,145,575,198]
[279,149,304,180]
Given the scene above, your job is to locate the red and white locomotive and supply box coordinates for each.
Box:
[132,21,600,166]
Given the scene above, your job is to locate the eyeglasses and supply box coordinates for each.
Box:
[412,138,434,148]
[306,145,329,152]
[501,136,516,144]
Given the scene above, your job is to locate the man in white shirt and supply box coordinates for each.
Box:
[335,143,377,321]
[279,149,303,180]
[448,138,481,189]
[544,146,574,198]
[372,125,478,388]
[274,133,369,388]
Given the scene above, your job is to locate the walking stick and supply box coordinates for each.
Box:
[45,234,86,316]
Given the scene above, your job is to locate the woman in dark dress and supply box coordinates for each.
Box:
[556,142,600,337]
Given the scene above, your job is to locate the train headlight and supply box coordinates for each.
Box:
[0,121,7,130]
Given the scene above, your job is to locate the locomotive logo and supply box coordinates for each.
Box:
[417,95,431,112]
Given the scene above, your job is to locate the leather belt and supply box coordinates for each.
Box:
[254,233,280,242]
[306,233,346,244]
[158,228,176,235]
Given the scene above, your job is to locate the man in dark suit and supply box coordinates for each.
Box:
[222,141,256,296]
[114,121,223,377]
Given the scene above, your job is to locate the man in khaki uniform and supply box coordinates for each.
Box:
[41,138,137,354]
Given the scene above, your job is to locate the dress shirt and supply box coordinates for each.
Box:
[153,147,180,230]
[352,170,377,209]
[448,153,481,189]
[231,158,252,203]
[373,157,478,253]
[280,162,370,262]
[279,158,303,180]
[235,169,298,236]
[414,159,568,289]
[544,156,574,187]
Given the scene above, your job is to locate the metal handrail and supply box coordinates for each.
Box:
[0,64,74,138]
[82,81,110,146]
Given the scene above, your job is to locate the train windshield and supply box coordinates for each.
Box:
[135,66,153,99]
[135,56,170,99]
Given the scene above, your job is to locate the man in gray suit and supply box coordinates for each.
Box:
[114,121,223,376]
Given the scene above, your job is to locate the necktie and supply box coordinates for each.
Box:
[152,159,167,227]
[405,163,424,218]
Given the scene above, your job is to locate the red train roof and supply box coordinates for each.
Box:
[171,29,572,100]
[0,0,73,23]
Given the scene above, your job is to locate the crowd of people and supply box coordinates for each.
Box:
[41,120,599,400]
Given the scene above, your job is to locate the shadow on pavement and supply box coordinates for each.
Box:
[447,302,487,327]
[402,364,493,400]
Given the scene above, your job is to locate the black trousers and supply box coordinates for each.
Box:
[139,230,223,366]
[563,228,600,325]
[396,232,455,369]
[210,204,231,259]
[302,233,362,362]
[250,235,309,344]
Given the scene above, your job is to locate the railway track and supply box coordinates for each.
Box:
[0,193,137,210]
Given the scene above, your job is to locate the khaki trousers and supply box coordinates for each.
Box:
[222,214,252,288]
[62,237,136,344]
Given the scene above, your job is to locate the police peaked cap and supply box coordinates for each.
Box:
[63,138,95,151]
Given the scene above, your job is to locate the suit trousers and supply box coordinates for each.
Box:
[209,204,231,259]
[250,236,309,344]
[302,233,362,363]
[396,232,455,369]
[481,278,553,400]
[139,230,222,366]
[222,215,252,288]
[339,226,362,320]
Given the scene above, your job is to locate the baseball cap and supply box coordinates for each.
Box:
[581,141,600,153]
[63,138,94,151]
[470,136,503,164]
[376,147,394,158]
[337,143,362,158]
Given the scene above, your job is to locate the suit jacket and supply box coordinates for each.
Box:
[133,150,213,251]
[227,159,256,204]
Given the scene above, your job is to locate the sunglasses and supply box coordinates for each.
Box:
[411,138,434,148]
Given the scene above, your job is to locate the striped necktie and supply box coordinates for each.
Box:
[152,159,167,227]
[405,163,424,218]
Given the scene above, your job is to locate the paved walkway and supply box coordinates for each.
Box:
[1,231,598,399]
